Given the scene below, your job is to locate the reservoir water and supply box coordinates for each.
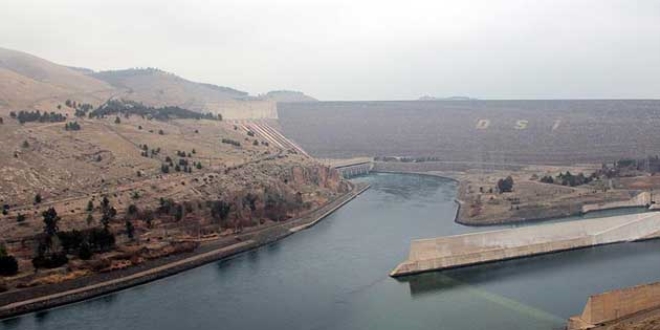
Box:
[3,173,660,330]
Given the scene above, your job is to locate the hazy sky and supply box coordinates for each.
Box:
[2,0,659,100]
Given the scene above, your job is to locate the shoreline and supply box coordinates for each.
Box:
[0,182,370,320]
[373,169,657,226]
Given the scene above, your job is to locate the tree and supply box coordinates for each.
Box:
[127,204,138,216]
[78,242,92,260]
[42,207,60,238]
[174,204,184,221]
[114,116,121,124]
[16,213,26,223]
[540,175,554,184]
[158,129,164,135]
[125,220,135,240]
[22,140,30,148]
[196,162,202,170]
[34,193,42,204]
[86,213,94,226]
[142,208,155,228]
[497,176,514,193]
[101,196,110,211]
[0,255,18,276]
[87,200,94,212]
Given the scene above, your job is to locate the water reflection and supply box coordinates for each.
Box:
[0,317,22,328]
[33,311,49,324]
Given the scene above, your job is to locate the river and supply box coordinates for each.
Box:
[3,173,660,330]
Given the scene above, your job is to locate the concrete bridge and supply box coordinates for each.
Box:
[390,212,660,277]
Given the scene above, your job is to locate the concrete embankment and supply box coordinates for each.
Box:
[568,281,660,329]
[390,212,660,277]
[582,191,651,214]
[0,183,370,320]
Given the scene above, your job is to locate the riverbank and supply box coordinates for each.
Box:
[373,164,658,226]
[0,182,370,320]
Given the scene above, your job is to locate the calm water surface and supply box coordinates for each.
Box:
[3,173,660,330]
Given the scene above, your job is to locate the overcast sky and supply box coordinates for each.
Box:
[2,0,659,100]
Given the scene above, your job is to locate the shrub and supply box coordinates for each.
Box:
[32,253,68,269]
[0,256,19,276]
[88,228,115,252]
[58,230,85,254]
[78,243,92,260]
[497,176,514,193]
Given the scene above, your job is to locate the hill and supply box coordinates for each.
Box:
[0,48,114,110]
[418,95,477,101]
[0,48,279,119]
[91,68,248,108]
[0,48,348,296]
[263,90,317,103]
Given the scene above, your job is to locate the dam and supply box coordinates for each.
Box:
[391,211,660,277]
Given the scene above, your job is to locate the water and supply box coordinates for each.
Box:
[3,173,660,330]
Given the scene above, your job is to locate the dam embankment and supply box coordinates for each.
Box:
[391,212,660,277]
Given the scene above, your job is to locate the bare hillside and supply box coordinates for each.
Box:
[264,90,317,103]
[92,68,248,107]
[0,48,282,119]
[0,48,114,109]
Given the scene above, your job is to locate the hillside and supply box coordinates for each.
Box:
[0,48,280,119]
[0,48,114,110]
[0,48,348,296]
[264,90,317,103]
[0,105,348,288]
[92,68,248,108]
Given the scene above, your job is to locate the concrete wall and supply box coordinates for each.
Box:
[582,192,650,214]
[568,281,660,329]
[391,212,660,277]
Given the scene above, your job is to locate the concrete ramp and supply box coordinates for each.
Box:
[390,212,660,277]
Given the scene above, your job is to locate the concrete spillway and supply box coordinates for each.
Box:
[390,212,660,277]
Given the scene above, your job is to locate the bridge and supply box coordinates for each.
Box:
[390,211,660,277]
